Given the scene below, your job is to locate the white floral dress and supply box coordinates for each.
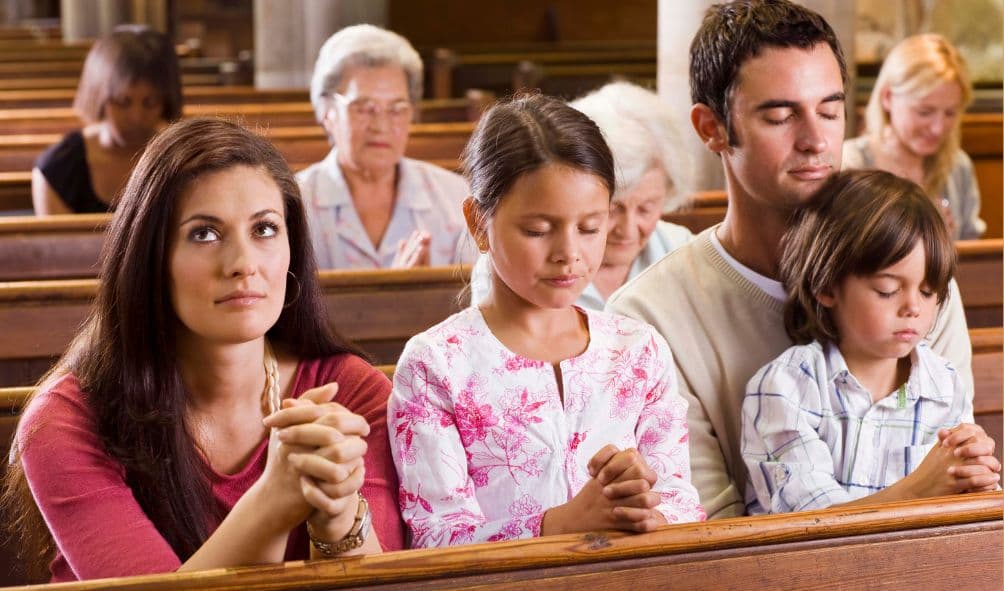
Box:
[388,306,705,548]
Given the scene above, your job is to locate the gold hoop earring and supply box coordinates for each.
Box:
[284,271,301,309]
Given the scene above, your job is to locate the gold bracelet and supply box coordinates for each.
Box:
[307,493,371,557]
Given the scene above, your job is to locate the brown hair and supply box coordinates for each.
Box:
[863,34,972,197]
[462,93,615,226]
[781,169,956,345]
[689,0,847,145]
[73,25,183,124]
[3,118,361,580]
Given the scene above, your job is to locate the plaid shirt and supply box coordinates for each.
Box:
[741,341,972,514]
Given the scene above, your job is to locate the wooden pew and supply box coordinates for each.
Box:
[0,73,230,91]
[0,86,311,109]
[956,239,1004,328]
[429,46,655,98]
[663,190,728,234]
[0,25,61,42]
[0,493,998,590]
[514,61,657,98]
[0,266,470,386]
[0,214,107,280]
[0,215,998,327]
[0,170,31,211]
[0,96,487,135]
[961,113,1003,239]
[0,122,474,173]
[0,113,997,218]
[0,43,90,61]
[970,327,1003,452]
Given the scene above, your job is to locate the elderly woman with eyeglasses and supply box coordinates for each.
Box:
[297,25,473,269]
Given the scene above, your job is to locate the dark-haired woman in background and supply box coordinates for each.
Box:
[6,118,403,582]
[32,25,182,215]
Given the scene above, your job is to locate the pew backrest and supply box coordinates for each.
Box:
[0,266,470,386]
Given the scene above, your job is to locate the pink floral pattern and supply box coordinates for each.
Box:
[388,307,706,548]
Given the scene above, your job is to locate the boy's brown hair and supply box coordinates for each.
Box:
[781,169,956,344]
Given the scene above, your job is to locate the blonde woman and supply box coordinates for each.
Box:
[843,34,983,239]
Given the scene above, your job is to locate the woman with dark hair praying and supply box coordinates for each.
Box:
[5,118,404,582]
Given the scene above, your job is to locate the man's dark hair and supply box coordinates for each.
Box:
[689,0,848,144]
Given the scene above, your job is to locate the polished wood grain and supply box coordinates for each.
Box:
[2,493,999,591]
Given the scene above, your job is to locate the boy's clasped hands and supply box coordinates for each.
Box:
[913,423,1001,496]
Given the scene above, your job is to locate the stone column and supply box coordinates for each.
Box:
[62,0,142,41]
[61,0,101,41]
[254,0,388,89]
[129,0,169,33]
[657,0,723,192]
[97,0,129,33]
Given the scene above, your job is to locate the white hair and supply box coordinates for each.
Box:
[309,24,423,123]
[570,82,692,212]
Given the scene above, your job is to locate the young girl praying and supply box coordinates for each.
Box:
[387,95,705,548]
[742,170,1000,514]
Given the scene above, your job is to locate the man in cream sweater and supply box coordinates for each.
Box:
[606,0,973,519]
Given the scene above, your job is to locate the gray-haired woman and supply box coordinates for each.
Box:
[298,25,472,269]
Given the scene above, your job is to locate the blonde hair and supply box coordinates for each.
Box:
[864,34,972,197]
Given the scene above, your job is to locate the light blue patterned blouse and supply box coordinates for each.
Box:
[742,340,972,514]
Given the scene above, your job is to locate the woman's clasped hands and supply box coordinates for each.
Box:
[260,383,370,543]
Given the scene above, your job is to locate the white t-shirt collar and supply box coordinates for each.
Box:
[709,229,788,301]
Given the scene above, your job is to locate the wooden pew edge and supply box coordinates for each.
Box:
[957,238,1004,256]
[0,213,109,232]
[970,326,1003,351]
[13,492,1001,591]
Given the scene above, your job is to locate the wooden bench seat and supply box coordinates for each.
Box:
[0,493,997,589]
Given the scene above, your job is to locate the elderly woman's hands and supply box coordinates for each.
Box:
[392,230,431,268]
[263,384,372,543]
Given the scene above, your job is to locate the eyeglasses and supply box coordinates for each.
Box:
[329,93,413,125]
